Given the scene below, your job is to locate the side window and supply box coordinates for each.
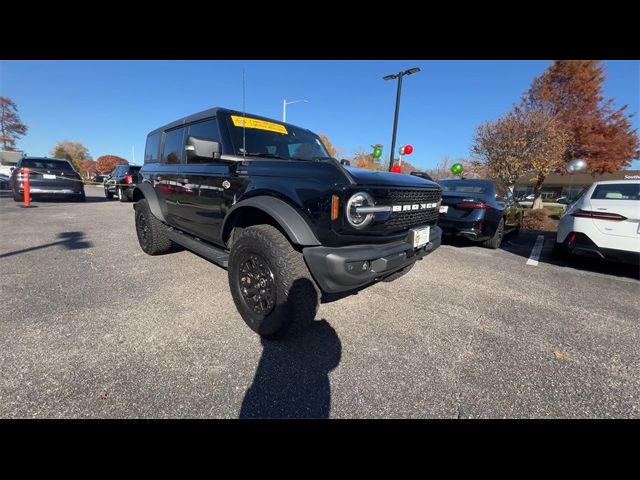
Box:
[162,128,186,165]
[144,133,161,164]
[186,119,221,164]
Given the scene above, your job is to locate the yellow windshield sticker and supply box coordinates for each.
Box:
[231,115,288,134]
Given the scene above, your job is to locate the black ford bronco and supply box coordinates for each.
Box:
[133,108,442,337]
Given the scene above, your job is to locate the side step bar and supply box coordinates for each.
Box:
[167,228,229,268]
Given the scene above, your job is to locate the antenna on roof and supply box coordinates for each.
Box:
[242,68,246,159]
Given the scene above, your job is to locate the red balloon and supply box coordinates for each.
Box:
[403,144,414,155]
[391,164,402,173]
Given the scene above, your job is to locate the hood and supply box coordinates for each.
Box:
[344,166,439,189]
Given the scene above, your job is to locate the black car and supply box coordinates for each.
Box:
[9,157,85,202]
[132,107,442,337]
[0,173,10,190]
[437,178,523,249]
[104,164,142,202]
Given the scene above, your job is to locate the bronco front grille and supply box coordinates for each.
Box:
[375,189,441,205]
[385,209,440,229]
[372,188,441,231]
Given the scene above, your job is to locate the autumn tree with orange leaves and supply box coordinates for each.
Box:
[351,149,385,170]
[96,155,129,174]
[525,60,639,174]
[318,134,338,158]
[78,160,98,179]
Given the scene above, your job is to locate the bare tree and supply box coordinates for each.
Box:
[51,141,92,171]
[472,108,569,209]
[0,96,28,150]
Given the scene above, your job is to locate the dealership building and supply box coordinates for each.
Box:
[514,170,640,201]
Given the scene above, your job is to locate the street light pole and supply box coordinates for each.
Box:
[383,67,421,171]
[283,99,309,123]
[388,74,403,172]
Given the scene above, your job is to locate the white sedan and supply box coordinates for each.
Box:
[554,180,640,264]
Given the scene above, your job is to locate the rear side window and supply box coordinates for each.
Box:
[186,119,221,164]
[591,183,640,200]
[144,133,161,164]
[162,128,186,164]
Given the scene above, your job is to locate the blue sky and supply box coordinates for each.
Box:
[2,60,639,169]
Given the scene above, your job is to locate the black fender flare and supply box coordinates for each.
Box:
[133,183,168,223]
[222,196,321,246]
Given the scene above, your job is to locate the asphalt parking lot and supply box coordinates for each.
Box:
[1,186,639,418]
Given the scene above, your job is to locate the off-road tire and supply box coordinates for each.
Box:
[134,198,172,256]
[228,224,320,338]
[381,261,415,282]
[482,218,504,249]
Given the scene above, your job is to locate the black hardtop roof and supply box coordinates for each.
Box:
[147,107,312,136]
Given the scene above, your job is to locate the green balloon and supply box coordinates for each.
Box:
[372,148,382,158]
[451,163,464,175]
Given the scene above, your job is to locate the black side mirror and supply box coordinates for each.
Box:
[186,136,221,160]
[340,159,351,166]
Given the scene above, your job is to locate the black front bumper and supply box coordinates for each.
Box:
[303,226,442,293]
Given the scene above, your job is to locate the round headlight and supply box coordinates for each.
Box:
[346,191,375,229]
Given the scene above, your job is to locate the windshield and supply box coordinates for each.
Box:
[225,114,330,161]
[21,159,75,171]
[439,179,490,194]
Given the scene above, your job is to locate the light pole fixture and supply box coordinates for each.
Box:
[383,67,421,171]
[283,99,309,123]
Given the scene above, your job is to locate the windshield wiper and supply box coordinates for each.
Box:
[288,156,335,162]
[239,152,287,160]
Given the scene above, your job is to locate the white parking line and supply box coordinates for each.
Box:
[526,235,545,266]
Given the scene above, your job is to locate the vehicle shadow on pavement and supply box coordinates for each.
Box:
[0,231,93,259]
[239,317,342,419]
